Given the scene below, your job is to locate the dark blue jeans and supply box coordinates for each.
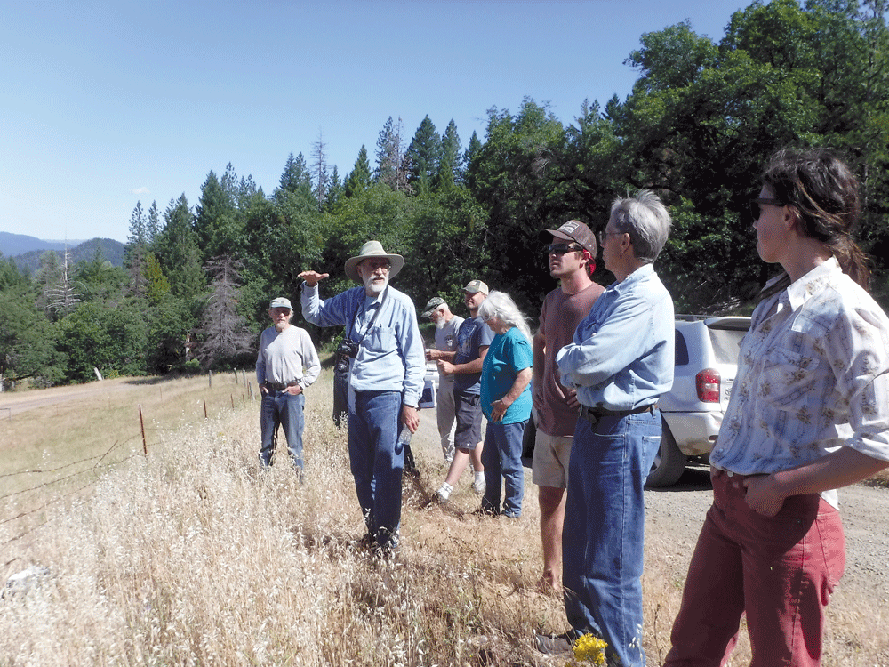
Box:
[348,390,405,550]
[259,390,305,469]
[563,409,661,667]
[480,420,527,518]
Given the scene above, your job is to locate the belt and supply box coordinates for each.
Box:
[264,381,299,391]
[712,468,767,481]
[578,403,655,424]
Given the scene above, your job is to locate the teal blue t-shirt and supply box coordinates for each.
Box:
[480,326,533,424]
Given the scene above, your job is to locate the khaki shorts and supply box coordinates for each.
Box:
[532,429,573,488]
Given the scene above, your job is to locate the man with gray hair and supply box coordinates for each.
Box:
[256,297,321,472]
[422,297,464,464]
[537,191,675,667]
[299,241,425,555]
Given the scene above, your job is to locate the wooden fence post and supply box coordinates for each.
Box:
[139,405,148,456]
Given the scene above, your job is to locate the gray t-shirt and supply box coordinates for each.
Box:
[453,316,495,394]
[435,315,464,385]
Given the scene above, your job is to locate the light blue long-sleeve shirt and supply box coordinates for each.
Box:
[556,263,675,411]
[301,282,425,407]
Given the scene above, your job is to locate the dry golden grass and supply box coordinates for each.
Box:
[1,370,887,665]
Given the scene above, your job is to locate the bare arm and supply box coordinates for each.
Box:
[438,346,488,375]
[427,349,457,362]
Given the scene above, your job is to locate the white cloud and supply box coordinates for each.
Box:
[131,187,150,195]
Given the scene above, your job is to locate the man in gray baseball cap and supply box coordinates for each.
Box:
[422,296,464,464]
[432,278,493,501]
[256,296,321,472]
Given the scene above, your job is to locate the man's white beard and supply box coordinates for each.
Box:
[434,316,447,330]
[364,274,388,295]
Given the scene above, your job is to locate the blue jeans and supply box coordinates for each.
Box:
[348,390,405,550]
[563,409,661,667]
[259,390,305,469]
[480,420,527,518]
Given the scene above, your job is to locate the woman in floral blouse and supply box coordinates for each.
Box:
[664,149,889,667]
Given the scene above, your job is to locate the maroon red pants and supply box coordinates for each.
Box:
[664,469,845,667]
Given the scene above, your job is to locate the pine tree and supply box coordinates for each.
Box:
[279,153,313,196]
[146,201,160,246]
[434,119,462,189]
[195,170,239,259]
[344,146,372,197]
[375,117,410,192]
[156,195,204,301]
[327,165,343,209]
[406,115,441,190]
[125,202,149,300]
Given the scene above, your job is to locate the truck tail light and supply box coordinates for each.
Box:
[696,368,721,403]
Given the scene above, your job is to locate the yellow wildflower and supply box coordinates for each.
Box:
[572,633,608,664]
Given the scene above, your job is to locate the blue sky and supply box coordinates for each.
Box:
[0,0,748,244]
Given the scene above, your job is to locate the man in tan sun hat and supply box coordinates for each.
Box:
[299,240,425,555]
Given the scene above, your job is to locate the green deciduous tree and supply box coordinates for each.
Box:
[56,301,148,382]
[467,99,568,310]
[0,260,65,386]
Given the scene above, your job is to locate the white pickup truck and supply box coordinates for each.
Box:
[646,315,751,488]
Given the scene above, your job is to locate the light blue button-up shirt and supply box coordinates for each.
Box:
[301,283,425,407]
[557,264,675,411]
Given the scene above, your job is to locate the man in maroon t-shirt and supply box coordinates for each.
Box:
[533,220,604,591]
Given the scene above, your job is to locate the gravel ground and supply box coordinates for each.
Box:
[644,464,889,608]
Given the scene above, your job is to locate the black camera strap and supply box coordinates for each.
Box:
[347,287,388,345]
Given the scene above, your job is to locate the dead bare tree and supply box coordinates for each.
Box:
[194,256,254,369]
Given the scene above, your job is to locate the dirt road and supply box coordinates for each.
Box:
[0,378,148,418]
[644,464,889,617]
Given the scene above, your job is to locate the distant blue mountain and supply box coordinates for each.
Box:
[0,233,125,274]
[0,231,84,257]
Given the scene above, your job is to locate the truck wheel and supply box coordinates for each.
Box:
[646,422,687,488]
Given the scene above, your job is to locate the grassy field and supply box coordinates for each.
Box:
[1,370,886,665]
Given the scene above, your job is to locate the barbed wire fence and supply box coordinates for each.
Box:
[0,370,257,557]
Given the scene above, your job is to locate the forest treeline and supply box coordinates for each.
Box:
[2,0,888,387]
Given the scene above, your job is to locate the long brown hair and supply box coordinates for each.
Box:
[759,148,870,300]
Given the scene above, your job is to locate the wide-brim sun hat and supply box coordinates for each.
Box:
[345,240,405,282]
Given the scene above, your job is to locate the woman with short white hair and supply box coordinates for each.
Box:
[476,291,533,517]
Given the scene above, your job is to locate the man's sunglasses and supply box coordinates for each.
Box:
[544,243,584,255]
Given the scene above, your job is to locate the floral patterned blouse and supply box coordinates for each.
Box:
[710,257,889,507]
